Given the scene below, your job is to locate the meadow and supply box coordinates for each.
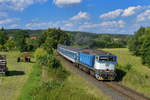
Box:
[103,48,150,97]
[0,51,34,100]
[0,51,110,100]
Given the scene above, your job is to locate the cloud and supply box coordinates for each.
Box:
[25,21,63,29]
[65,23,73,27]
[9,24,20,29]
[99,9,123,19]
[53,0,82,7]
[122,5,142,17]
[137,9,150,22]
[0,0,48,11]
[0,18,19,25]
[79,20,125,30]
[99,5,143,19]
[100,20,125,28]
[70,11,90,21]
[0,12,8,18]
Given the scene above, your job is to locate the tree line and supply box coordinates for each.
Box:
[73,32,128,48]
[128,27,150,67]
[0,28,72,53]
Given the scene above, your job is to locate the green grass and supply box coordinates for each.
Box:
[18,64,42,100]
[102,48,150,97]
[31,67,109,100]
[0,51,34,100]
[58,57,110,100]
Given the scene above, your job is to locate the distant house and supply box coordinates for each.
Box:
[30,36,38,40]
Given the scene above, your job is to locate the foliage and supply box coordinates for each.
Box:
[14,30,29,52]
[0,28,8,45]
[92,35,127,48]
[38,28,72,53]
[0,44,3,51]
[139,28,150,66]
[128,26,150,66]
[34,48,48,61]
[37,54,62,69]
[128,27,145,55]
[42,37,57,54]
[103,48,150,97]
[26,38,39,51]
[4,40,16,51]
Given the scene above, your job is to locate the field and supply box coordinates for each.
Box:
[19,58,110,100]
[59,57,110,100]
[0,51,34,100]
[103,48,150,97]
[0,50,109,100]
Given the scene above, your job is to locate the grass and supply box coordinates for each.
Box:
[58,57,110,100]
[0,51,34,100]
[17,53,110,100]
[18,64,42,100]
[102,48,150,97]
[31,66,110,100]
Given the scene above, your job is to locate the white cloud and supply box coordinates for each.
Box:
[137,9,150,22]
[0,0,48,11]
[99,9,123,19]
[25,21,62,29]
[79,20,125,30]
[70,11,90,21]
[99,5,143,19]
[65,23,73,27]
[122,5,142,17]
[0,12,8,18]
[9,24,20,28]
[53,0,82,7]
[101,20,125,28]
[0,18,19,24]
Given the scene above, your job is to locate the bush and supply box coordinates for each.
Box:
[34,48,48,62]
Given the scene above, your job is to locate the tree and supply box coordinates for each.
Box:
[42,37,57,54]
[26,38,39,51]
[139,28,150,66]
[4,40,15,51]
[14,30,29,52]
[128,27,146,55]
[0,28,8,45]
[39,28,72,50]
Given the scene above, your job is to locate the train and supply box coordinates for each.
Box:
[57,44,117,80]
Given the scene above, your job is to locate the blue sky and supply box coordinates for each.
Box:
[0,0,150,34]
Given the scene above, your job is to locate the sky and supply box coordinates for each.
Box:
[0,0,150,34]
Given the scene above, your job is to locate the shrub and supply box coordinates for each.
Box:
[37,54,62,69]
[34,48,48,62]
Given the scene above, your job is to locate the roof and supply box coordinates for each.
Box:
[58,44,115,56]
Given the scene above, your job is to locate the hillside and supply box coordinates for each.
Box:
[103,48,150,98]
[5,29,131,38]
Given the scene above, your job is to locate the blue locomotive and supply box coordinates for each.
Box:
[57,44,117,80]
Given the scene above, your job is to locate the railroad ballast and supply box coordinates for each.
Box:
[57,44,117,80]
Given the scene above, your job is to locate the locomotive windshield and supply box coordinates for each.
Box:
[99,56,116,62]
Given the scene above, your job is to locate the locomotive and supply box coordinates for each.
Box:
[57,44,117,80]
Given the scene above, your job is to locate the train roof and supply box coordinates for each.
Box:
[58,44,115,56]
[79,49,114,56]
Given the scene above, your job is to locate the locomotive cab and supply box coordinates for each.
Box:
[94,55,117,80]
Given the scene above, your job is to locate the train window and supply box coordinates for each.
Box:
[108,56,116,62]
[99,56,116,62]
[99,56,108,62]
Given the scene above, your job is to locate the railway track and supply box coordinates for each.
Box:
[56,53,150,100]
